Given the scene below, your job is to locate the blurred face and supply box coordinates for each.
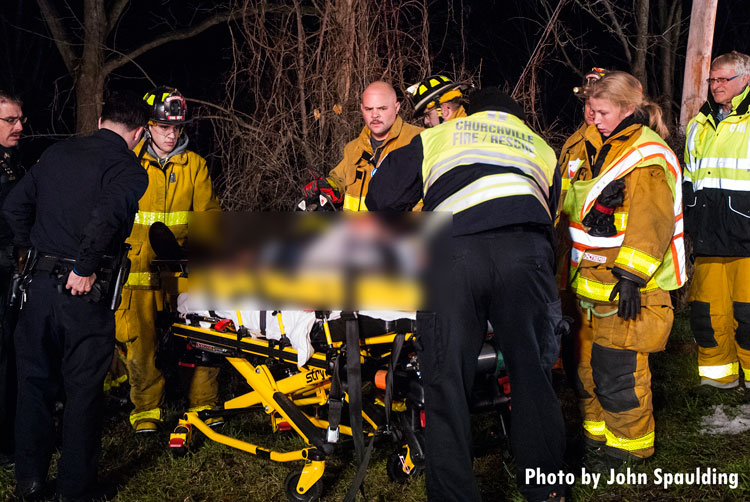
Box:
[360,84,400,141]
[0,101,24,148]
[588,97,634,138]
[709,64,750,112]
[583,100,595,126]
[423,107,440,127]
[149,123,182,157]
[423,102,459,128]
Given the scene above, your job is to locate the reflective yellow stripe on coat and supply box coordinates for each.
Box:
[125,272,159,288]
[134,210,190,226]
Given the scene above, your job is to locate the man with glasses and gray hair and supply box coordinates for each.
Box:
[0,90,26,468]
[684,51,750,392]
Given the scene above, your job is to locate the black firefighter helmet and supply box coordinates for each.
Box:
[143,86,189,125]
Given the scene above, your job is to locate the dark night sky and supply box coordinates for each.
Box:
[2,0,750,167]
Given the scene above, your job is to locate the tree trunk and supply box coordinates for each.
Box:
[334,0,357,108]
[75,71,105,134]
[680,0,718,129]
[76,0,107,133]
[632,0,650,93]
[657,0,682,128]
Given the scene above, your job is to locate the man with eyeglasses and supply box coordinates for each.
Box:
[116,86,221,434]
[684,51,750,392]
[0,90,25,469]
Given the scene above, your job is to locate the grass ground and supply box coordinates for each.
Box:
[1,311,749,501]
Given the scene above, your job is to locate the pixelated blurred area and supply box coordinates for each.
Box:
[186,212,449,311]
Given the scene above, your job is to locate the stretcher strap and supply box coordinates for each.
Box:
[343,436,375,502]
[327,355,343,433]
[384,333,405,430]
[346,316,364,458]
[345,314,367,499]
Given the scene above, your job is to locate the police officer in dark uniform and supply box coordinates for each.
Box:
[2,91,148,502]
[0,90,26,467]
[366,88,567,502]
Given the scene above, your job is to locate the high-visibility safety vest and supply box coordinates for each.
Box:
[419,110,558,233]
[684,86,750,257]
[124,138,221,290]
[685,86,750,193]
[564,127,686,302]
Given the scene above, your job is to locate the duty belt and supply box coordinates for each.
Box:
[34,253,117,274]
[35,254,77,273]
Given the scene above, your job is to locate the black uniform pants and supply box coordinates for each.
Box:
[419,228,565,502]
[0,251,17,456]
[14,271,114,498]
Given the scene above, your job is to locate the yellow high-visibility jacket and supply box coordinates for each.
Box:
[124,137,220,290]
[684,85,750,256]
[328,116,422,212]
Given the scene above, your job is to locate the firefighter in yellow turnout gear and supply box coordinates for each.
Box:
[684,51,750,389]
[326,81,422,212]
[562,72,686,464]
[116,87,221,433]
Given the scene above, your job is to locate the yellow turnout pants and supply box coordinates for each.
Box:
[688,256,750,388]
[115,288,219,427]
[575,290,673,459]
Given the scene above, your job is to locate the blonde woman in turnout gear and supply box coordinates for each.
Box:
[116,86,221,433]
[684,51,750,390]
[562,71,686,468]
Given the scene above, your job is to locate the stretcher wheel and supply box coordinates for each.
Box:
[169,423,192,458]
[284,469,323,502]
[386,447,415,483]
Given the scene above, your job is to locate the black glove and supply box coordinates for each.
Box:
[608,276,641,321]
[582,178,625,237]
[598,178,625,207]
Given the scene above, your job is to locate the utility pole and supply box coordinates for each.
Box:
[679,0,719,130]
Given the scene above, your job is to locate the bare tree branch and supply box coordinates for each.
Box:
[106,0,130,34]
[513,0,568,99]
[102,10,233,74]
[35,0,78,74]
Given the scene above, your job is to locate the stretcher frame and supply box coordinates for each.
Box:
[168,312,421,501]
